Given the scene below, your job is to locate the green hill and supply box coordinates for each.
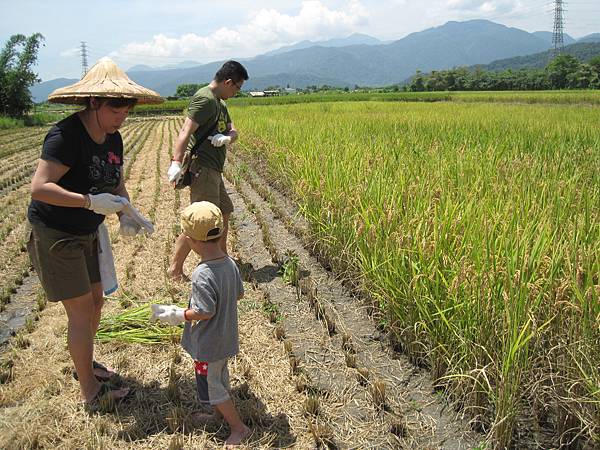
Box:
[476,42,600,72]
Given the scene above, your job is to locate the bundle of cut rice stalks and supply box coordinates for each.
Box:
[96,303,184,344]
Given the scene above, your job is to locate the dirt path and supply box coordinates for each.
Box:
[0,117,480,449]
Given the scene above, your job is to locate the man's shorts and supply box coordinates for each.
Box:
[27,222,101,302]
[189,165,234,215]
[194,359,231,405]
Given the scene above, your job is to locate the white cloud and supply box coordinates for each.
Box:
[446,0,521,15]
[110,0,368,63]
[60,47,80,58]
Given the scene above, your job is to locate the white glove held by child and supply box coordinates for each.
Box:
[167,160,183,183]
[151,304,187,326]
[87,193,127,215]
[210,134,232,147]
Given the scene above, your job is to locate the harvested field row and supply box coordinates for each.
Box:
[0,185,30,232]
[0,116,318,449]
[0,128,46,147]
[0,133,46,160]
[0,121,140,201]
[1,145,39,168]
[0,157,39,197]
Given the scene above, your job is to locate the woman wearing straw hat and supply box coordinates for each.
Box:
[26,57,162,407]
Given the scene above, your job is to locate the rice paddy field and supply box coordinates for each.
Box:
[131,90,600,115]
[229,99,600,448]
[0,92,598,449]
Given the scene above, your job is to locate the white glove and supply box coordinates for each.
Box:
[210,134,232,147]
[87,193,127,216]
[150,304,187,326]
[167,160,183,183]
[119,214,141,237]
[121,202,155,235]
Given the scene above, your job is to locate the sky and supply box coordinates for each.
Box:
[1,0,598,81]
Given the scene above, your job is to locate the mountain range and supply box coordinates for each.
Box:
[262,32,386,56]
[31,20,600,101]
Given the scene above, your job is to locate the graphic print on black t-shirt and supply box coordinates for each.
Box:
[88,152,122,194]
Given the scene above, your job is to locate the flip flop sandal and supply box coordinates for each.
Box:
[83,383,131,413]
[92,360,117,377]
[72,361,118,382]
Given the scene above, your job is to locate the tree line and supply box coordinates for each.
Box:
[408,54,600,91]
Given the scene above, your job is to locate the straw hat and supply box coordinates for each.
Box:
[48,57,163,105]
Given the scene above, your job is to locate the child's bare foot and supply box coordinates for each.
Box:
[225,425,250,447]
[167,269,190,282]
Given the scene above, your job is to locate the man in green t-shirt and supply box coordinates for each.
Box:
[167,60,249,280]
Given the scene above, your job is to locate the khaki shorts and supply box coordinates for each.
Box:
[27,222,101,302]
[194,359,231,405]
[189,165,234,215]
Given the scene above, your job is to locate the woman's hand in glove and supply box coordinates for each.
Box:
[87,193,127,216]
[119,214,141,237]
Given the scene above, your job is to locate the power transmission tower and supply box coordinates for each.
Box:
[80,41,89,77]
[552,0,566,57]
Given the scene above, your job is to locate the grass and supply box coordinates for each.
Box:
[451,89,600,105]
[230,100,600,447]
[133,90,600,115]
[0,116,24,129]
[279,250,300,286]
[0,112,65,129]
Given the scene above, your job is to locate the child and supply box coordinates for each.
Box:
[152,201,250,446]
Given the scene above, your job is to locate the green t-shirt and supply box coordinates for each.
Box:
[187,86,231,172]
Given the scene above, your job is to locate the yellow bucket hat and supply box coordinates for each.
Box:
[181,201,224,242]
[48,57,163,105]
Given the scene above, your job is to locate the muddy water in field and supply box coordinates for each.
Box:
[0,273,39,347]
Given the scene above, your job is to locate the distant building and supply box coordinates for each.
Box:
[248,90,282,97]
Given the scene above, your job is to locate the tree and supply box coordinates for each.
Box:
[409,71,425,92]
[0,33,44,117]
[175,83,207,98]
[567,64,597,89]
[588,56,600,82]
[546,54,580,89]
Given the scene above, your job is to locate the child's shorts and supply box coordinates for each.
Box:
[194,359,231,405]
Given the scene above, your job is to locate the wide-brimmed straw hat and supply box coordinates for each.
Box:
[48,57,163,105]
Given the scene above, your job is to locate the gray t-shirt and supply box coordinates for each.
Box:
[181,256,244,362]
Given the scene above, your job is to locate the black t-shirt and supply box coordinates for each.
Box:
[28,113,124,235]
